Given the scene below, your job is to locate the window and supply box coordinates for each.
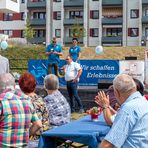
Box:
[145,9,148,16]
[145,28,148,37]
[21,0,25,3]
[4,30,13,37]
[90,28,98,37]
[130,9,139,18]
[90,10,99,19]
[55,29,61,38]
[69,11,83,19]
[128,28,139,37]
[33,12,46,19]
[4,13,13,21]
[53,0,61,2]
[34,30,45,37]
[53,11,61,20]
[21,30,25,38]
[21,12,25,20]
[106,28,122,36]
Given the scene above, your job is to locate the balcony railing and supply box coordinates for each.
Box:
[29,37,46,44]
[64,37,83,44]
[143,0,148,5]
[29,19,46,26]
[64,0,84,7]
[27,1,46,8]
[64,18,83,25]
[102,17,123,25]
[102,36,122,44]
[142,16,148,24]
[102,0,123,6]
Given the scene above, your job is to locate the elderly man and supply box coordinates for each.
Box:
[0,73,42,147]
[44,74,71,126]
[63,55,84,113]
[99,74,148,148]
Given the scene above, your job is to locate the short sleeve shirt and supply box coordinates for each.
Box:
[104,91,148,148]
[64,61,82,81]
[69,45,81,62]
[46,43,62,64]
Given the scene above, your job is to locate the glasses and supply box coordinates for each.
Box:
[52,41,56,44]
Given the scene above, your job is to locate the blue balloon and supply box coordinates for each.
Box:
[0,41,8,50]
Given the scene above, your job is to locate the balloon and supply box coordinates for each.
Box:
[95,45,103,54]
[0,41,8,50]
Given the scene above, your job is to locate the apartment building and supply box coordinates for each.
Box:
[1,0,148,47]
[0,0,26,38]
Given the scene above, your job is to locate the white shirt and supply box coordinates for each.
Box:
[0,55,9,74]
[64,61,81,81]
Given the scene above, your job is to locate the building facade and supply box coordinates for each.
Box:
[1,0,148,47]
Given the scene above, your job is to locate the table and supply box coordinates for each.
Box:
[38,113,110,148]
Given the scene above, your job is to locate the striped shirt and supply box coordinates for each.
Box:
[104,91,148,148]
[0,89,39,148]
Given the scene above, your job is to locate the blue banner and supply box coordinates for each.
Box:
[28,60,119,86]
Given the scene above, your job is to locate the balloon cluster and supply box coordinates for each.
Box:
[0,41,8,50]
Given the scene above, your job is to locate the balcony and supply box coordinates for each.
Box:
[29,19,46,26]
[64,0,84,7]
[102,0,123,6]
[142,16,148,24]
[0,0,20,13]
[143,0,148,5]
[64,37,83,44]
[102,17,123,25]
[102,36,122,44]
[27,1,46,9]
[64,18,83,25]
[29,37,46,44]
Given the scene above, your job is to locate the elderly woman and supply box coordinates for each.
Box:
[19,72,49,147]
[44,74,71,126]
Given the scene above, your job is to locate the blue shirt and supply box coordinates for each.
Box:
[69,45,81,62]
[46,43,62,64]
[104,91,148,148]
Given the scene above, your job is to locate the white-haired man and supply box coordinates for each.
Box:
[99,74,148,148]
[0,73,42,147]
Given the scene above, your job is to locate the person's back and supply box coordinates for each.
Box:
[0,89,38,147]
[0,73,41,148]
[44,74,71,126]
[0,55,9,74]
[116,92,148,147]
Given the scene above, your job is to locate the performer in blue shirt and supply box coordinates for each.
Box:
[45,37,63,76]
[69,38,81,63]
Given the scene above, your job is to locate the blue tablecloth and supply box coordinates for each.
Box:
[38,113,110,148]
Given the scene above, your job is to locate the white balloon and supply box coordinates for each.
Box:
[95,46,103,54]
[0,41,8,50]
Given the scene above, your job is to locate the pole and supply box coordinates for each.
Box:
[145,37,148,86]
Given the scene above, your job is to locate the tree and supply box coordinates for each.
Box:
[70,18,86,39]
[24,18,34,43]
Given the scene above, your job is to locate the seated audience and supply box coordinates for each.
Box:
[44,74,71,126]
[0,73,42,147]
[19,72,49,147]
[98,74,148,148]
[95,77,145,126]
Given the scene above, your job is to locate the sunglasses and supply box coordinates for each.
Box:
[52,41,56,44]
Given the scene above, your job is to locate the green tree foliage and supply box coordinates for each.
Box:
[24,18,34,43]
[71,19,86,39]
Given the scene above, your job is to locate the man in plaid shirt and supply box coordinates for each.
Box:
[0,73,42,147]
